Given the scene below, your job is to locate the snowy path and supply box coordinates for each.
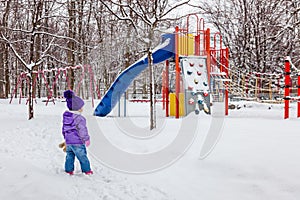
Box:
[0,100,172,200]
[1,100,300,200]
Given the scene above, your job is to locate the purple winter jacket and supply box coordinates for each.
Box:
[62,111,90,145]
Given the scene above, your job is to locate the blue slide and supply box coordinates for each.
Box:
[94,34,175,117]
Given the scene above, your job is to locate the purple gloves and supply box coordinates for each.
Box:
[85,140,90,147]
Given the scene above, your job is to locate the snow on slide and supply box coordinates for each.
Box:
[94,34,175,117]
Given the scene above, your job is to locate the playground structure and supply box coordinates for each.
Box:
[10,65,101,107]
[162,17,230,117]
[222,55,300,119]
[94,15,230,118]
[8,15,297,120]
[283,57,300,119]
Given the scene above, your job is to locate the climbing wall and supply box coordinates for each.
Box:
[181,56,211,115]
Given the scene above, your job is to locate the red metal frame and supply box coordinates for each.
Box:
[284,58,290,119]
[224,48,229,115]
[175,26,180,118]
[165,60,169,117]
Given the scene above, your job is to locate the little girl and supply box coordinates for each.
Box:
[62,90,93,175]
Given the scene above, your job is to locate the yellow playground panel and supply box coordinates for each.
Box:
[169,93,185,116]
[178,34,195,56]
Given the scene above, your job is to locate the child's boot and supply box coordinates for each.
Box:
[85,170,93,175]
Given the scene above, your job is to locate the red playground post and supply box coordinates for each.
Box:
[284,57,290,119]
[165,60,170,117]
[224,48,229,115]
[175,26,180,119]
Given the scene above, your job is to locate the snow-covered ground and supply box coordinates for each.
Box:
[1,98,300,200]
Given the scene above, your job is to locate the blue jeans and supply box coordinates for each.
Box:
[65,144,91,173]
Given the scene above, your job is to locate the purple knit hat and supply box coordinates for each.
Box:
[63,90,84,111]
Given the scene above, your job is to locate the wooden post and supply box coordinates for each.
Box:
[269,79,272,100]
[255,75,258,98]
[242,75,245,94]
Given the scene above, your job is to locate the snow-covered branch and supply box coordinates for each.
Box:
[1,32,28,70]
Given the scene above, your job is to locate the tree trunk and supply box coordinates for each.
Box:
[148,48,156,130]
[28,71,34,120]
[0,45,5,98]
[27,0,43,119]
[0,1,11,98]
[67,0,76,90]
[5,66,10,98]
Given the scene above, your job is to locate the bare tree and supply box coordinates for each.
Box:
[191,0,300,70]
[190,0,300,96]
[0,1,11,98]
[99,0,192,129]
[0,0,93,119]
[67,0,76,90]
[1,0,46,119]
